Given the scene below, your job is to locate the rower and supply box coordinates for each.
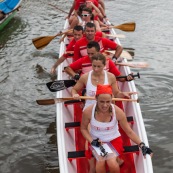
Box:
[80,84,153,173]
[70,7,101,32]
[50,25,83,74]
[73,22,123,61]
[64,41,134,82]
[67,0,106,20]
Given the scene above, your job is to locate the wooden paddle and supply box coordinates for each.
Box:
[32,29,73,50]
[36,96,139,105]
[102,22,136,32]
[106,34,126,39]
[105,50,133,60]
[115,62,149,68]
[46,73,140,92]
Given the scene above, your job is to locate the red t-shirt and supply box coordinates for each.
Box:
[73,36,118,61]
[70,56,121,76]
[63,38,76,58]
[74,0,98,10]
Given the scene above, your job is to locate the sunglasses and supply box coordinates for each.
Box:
[81,14,90,17]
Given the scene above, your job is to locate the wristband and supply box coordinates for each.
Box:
[139,142,145,148]
[91,138,100,147]
[73,73,80,80]
[112,55,118,62]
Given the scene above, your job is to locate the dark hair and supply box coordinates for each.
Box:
[84,22,96,31]
[87,41,100,52]
[82,7,94,20]
[91,52,106,65]
[73,25,84,32]
[77,4,86,16]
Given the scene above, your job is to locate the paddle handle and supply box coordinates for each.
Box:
[55,29,73,37]
[116,72,140,79]
[48,3,68,14]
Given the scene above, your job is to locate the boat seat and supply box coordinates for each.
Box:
[68,145,139,162]
[65,116,134,131]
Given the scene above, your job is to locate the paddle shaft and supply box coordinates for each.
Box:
[48,3,68,14]
[36,96,139,105]
[32,29,73,49]
[101,22,136,32]
[116,72,140,79]
[115,62,149,68]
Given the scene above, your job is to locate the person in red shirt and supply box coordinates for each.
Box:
[50,25,83,74]
[73,22,123,61]
[67,0,105,19]
[64,41,133,82]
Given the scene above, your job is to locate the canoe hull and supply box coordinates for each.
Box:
[56,20,153,173]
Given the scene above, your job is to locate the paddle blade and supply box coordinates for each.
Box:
[46,80,76,92]
[36,99,55,105]
[114,22,136,32]
[116,62,149,68]
[106,34,126,39]
[105,50,132,60]
[32,35,56,50]
[36,97,78,105]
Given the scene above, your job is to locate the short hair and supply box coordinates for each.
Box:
[84,22,96,31]
[87,41,100,52]
[73,25,84,32]
[91,52,106,65]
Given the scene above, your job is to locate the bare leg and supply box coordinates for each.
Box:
[88,158,96,173]
[116,157,124,166]
[106,157,120,173]
[96,160,106,173]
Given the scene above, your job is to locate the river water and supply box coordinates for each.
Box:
[0,0,173,173]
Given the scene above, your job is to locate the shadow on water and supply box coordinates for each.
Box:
[45,119,59,173]
[0,16,26,47]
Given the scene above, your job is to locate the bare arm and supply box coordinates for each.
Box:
[109,73,121,97]
[94,20,101,32]
[115,105,141,145]
[80,106,93,143]
[64,66,76,77]
[115,44,123,58]
[50,56,66,74]
[67,0,75,18]
[71,74,87,97]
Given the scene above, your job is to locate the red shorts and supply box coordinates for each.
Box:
[85,136,124,159]
[110,136,124,155]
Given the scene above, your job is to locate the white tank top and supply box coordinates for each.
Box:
[90,103,120,142]
[83,70,109,110]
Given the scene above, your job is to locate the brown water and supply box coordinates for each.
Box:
[0,0,173,172]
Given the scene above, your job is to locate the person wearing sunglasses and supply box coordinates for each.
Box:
[67,0,105,21]
[80,7,101,31]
